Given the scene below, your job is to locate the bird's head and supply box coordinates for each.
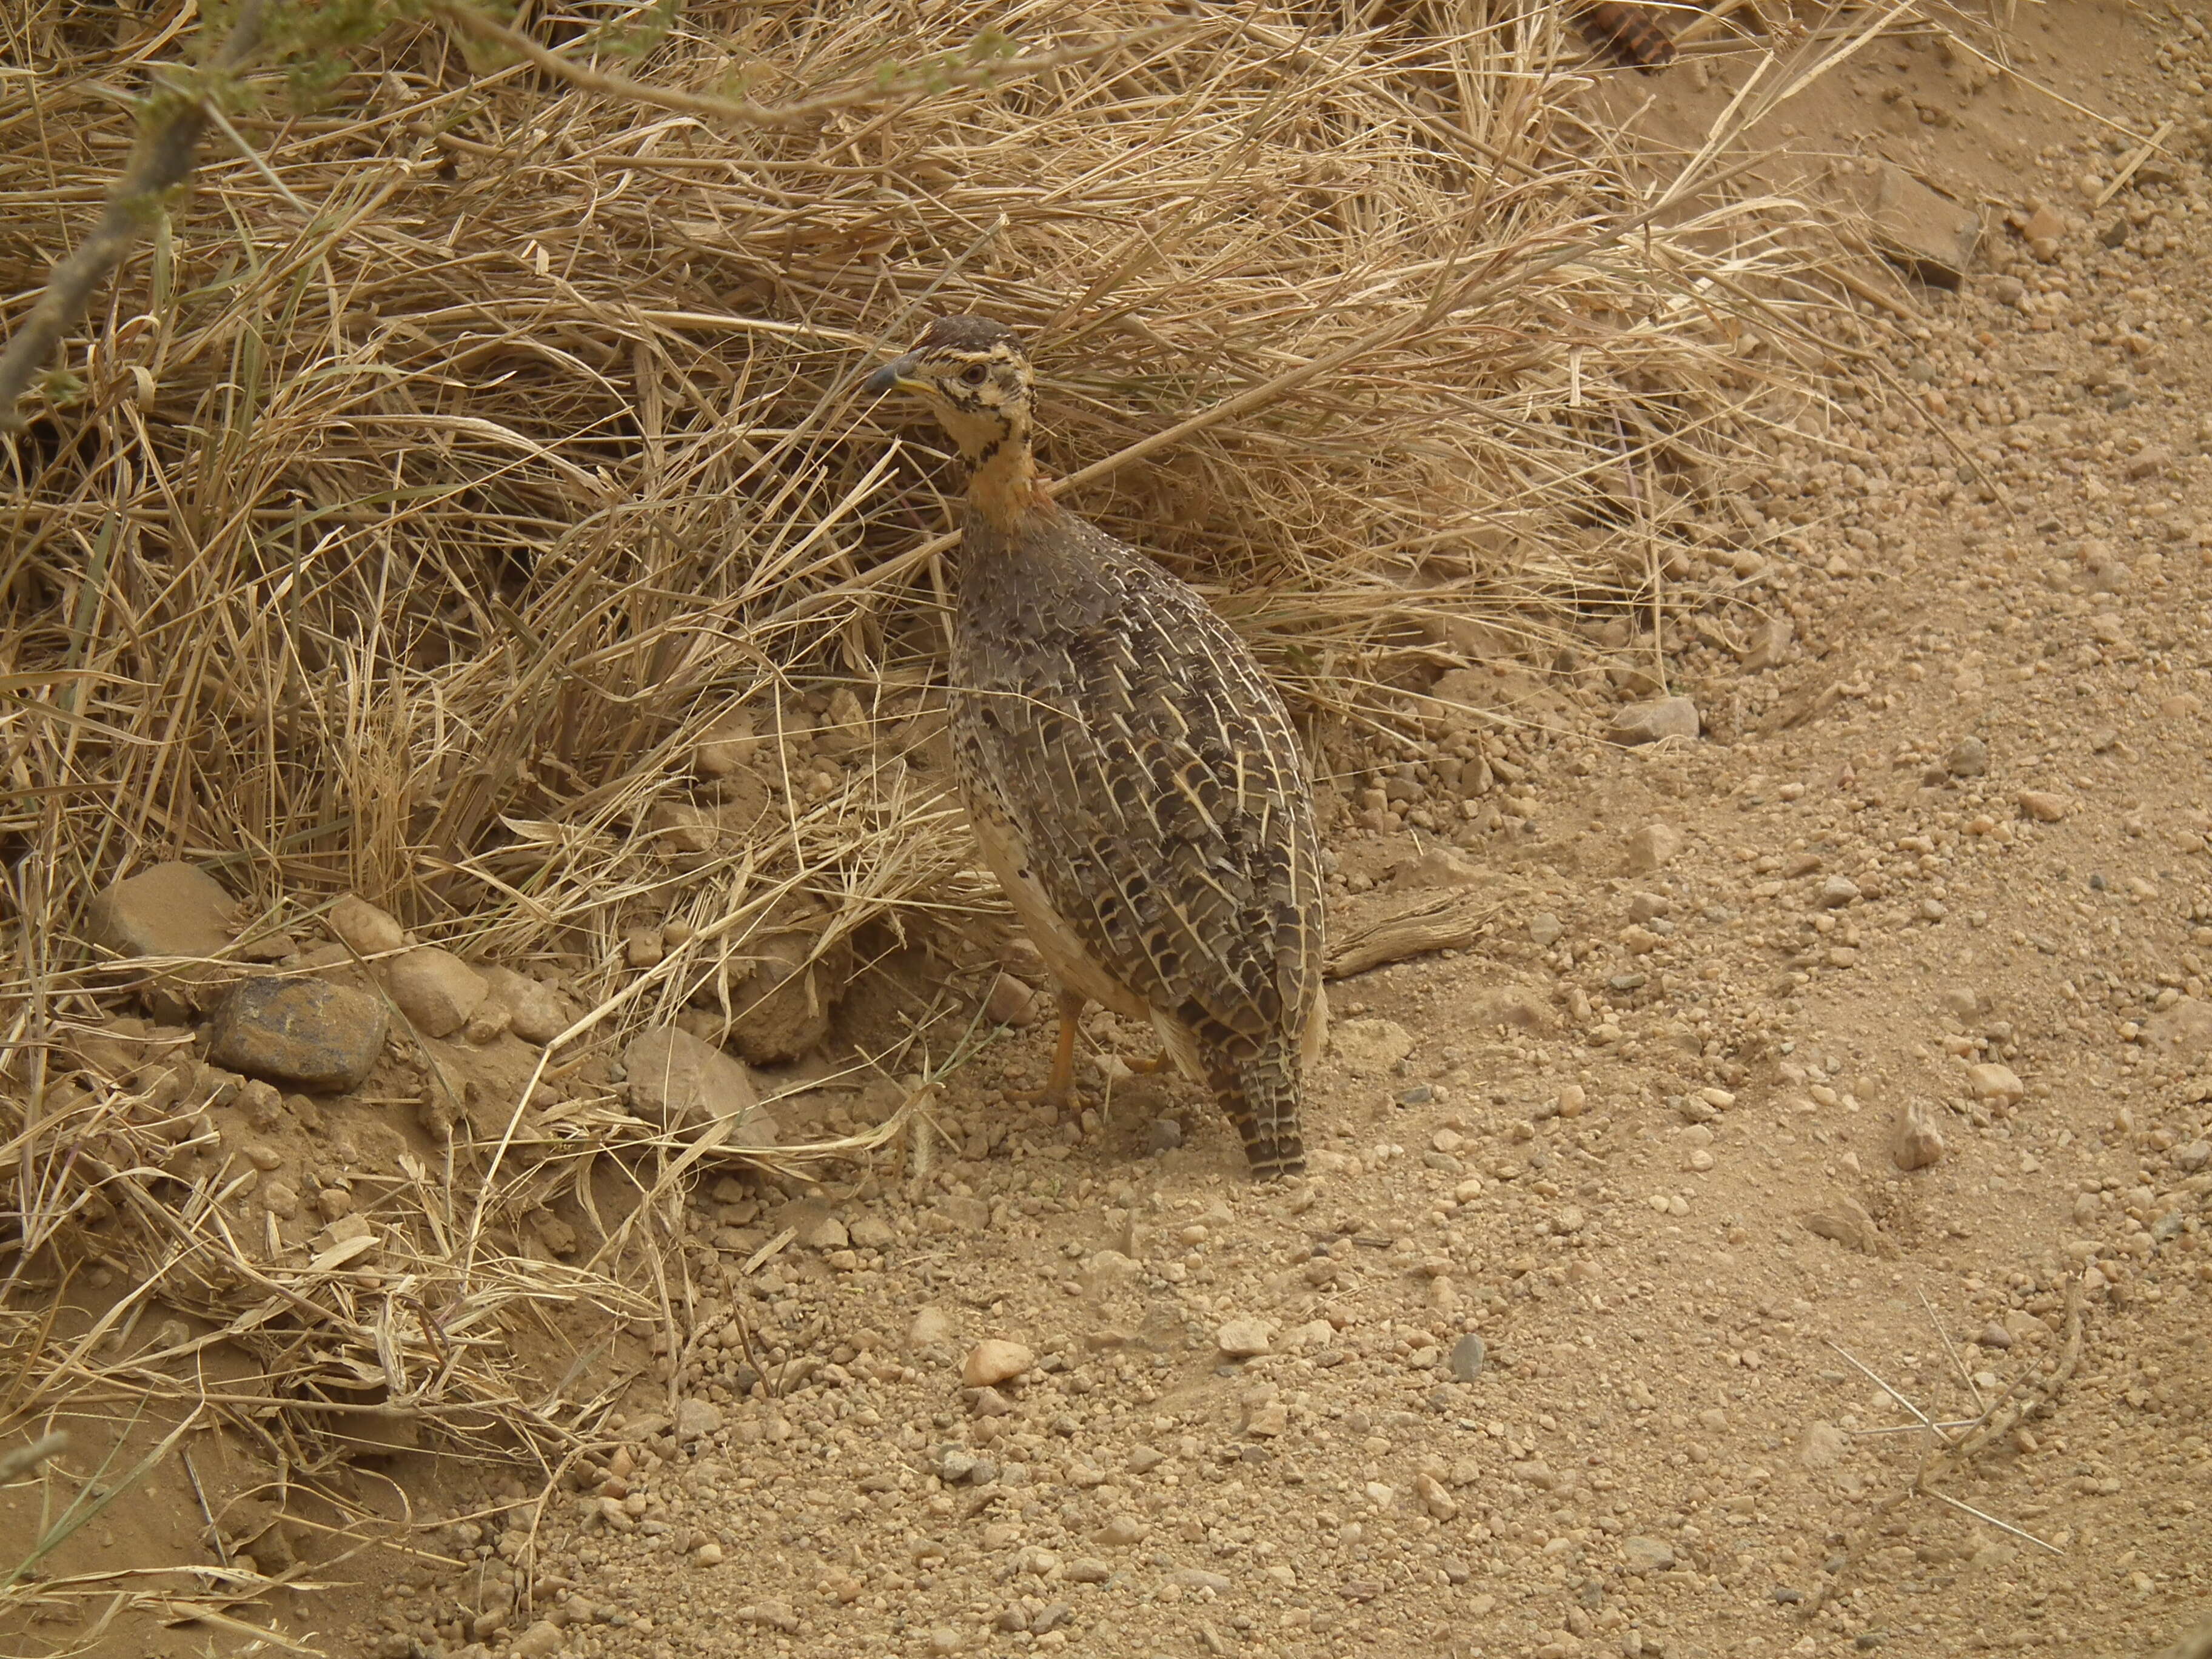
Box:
[865,315,1034,466]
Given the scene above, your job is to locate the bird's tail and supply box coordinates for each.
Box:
[1208,1050,1306,1180]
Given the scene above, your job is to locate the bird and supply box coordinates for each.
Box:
[865,315,1327,1179]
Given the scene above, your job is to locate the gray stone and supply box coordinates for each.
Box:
[623,1026,776,1142]
[1527,912,1564,947]
[1820,876,1863,909]
[207,977,387,1092]
[2175,1140,2212,1173]
[1446,1333,1486,1382]
[1947,735,1989,778]
[383,947,488,1039]
[1621,1535,1677,1575]
[1145,1116,1184,1153]
[1607,696,1700,746]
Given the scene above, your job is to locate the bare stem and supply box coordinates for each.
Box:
[427,0,1174,130]
[0,0,267,432]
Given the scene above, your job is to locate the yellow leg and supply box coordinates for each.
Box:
[1011,990,1087,1112]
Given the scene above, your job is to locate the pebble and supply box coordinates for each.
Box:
[88,861,243,1016]
[962,1339,1034,1388]
[2016,791,2069,822]
[2174,1140,2211,1173]
[206,977,387,1091]
[1145,1116,1184,1153]
[622,1026,776,1142]
[985,971,1040,1027]
[1528,912,1564,947]
[1946,736,1989,778]
[484,967,568,1045]
[327,894,406,957]
[1976,1322,2014,1351]
[1446,1333,1486,1382]
[511,1623,565,1658]
[1965,1064,2025,1105]
[1621,1536,1677,1575]
[1891,1101,1945,1171]
[1216,1319,1272,1358]
[1607,695,1701,746]
[1626,823,1685,873]
[383,946,489,1039]
[1819,876,1862,909]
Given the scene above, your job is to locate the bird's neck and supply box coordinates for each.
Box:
[965,427,1047,534]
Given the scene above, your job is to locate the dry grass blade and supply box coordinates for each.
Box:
[2,0,1902,1624]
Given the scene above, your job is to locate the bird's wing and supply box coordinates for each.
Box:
[958,532,1325,1059]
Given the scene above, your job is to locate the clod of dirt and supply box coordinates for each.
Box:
[328,893,406,956]
[1892,1099,1948,1171]
[382,946,489,1039]
[87,860,243,1016]
[1607,694,1701,745]
[622,1025,774,1141]
[206,976,388,1091]
[725,928,852,1064]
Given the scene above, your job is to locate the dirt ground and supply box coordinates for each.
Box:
[8,2,2212,1656]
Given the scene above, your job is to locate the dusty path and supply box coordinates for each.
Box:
[392,12,2212,1659]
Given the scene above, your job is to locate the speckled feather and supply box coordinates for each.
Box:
[952,500,1326,1177]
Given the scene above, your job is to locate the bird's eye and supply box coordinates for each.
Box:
[959,364,988,386]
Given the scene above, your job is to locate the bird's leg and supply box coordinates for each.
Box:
[1011,990,1087,1114]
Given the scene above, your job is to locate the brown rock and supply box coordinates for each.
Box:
[1854,161,1982,286]
[985,971,1040,1027]
[725,928,851,1064]
[207,977,388,1092]
[1607,696,1701,746]
[623,1025,776,1142]
[484,967,568,1045]
[2016,791,2068,822]
[87,862,241,1015]
[1626,822,1685,873]
[1891,1100,1946,1171]
[694,708,759,777]
[1966,1063,2025,1105]
[327,894,405,957]
[382,947,488,1039]
[962,1339,1034,1388]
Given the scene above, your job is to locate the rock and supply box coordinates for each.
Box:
[1853,161,1982,286]
[1799,1422,1847,1468]
[1095,1515,1147,1547]
[2173,1139,2211,1173]
[484,967,567,1045]
[850,1213,896,1249]
[1446,1332,1486,1382]
[1965,1064,2025,1106]
[1393,847,1483,888]
[207,978,387,1091]
[2148,998,2212,1058]
[622,1026,776,1142]
[962,1339,1034,1388]
[1144,1116,1183,1153]
[672,1398,723,1442]
[1891,1101,1945,1171]
[511,1621,565,1658]
[1527,912,1564,947]
[984,971,1040,1027]
[1607,695,1700,746]
[725,928,850,1064]
[1976,1322,2014,1351]
[908,1305,956,1349]
[1475,988,1553,1031]
[1946,736,1989,778]
[2016,791,2068,822]
[694,708,759,777]
[88,862,242,1015]
[1215,1319,1272,1358]
[327,894,406,957]
[1330,1017,1413,1076]
[1818,876,1862,909]
[1626,823,1685,873]
[1621,1535,1677,1575]
[382,947,488,1039]
[1741,615,1795,671]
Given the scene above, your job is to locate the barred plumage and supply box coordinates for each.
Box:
[868,316,1326,1179]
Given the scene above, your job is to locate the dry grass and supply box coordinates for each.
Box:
[1,0,1912,1617]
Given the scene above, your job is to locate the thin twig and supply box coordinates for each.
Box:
[0,0,266,431]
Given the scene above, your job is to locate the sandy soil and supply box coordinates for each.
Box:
[5,3,2210,1657]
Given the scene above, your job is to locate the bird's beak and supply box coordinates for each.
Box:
[864,353,922,397]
